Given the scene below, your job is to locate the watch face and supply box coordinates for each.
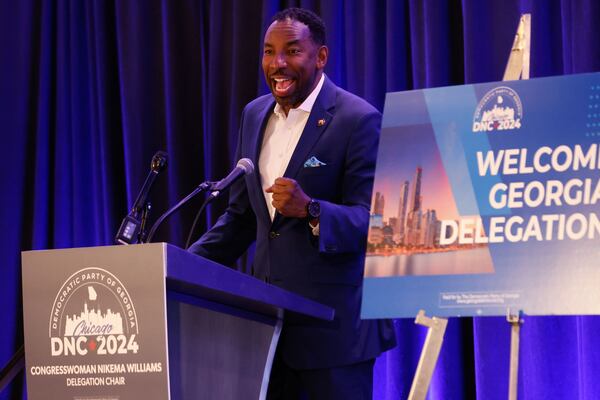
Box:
[308,199,320,218]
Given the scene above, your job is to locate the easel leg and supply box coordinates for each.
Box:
[408,310,448,400]
[503,14,531,81]
[507,311,523,400]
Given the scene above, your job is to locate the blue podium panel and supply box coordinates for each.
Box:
[363,72,600,318]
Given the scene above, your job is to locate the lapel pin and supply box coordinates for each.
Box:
[317,118,326,127]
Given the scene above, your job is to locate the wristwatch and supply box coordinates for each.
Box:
[307,198,321,219]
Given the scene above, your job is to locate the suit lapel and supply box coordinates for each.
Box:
[249,99,276,225]
[282,77,336,180]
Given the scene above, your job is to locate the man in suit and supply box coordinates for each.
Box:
[189,8,395,399]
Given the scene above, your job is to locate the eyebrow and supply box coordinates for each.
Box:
[263,39,302,47]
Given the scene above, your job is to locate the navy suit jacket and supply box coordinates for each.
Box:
[189,77,395,369]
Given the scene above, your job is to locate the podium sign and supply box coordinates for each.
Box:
[22,245,170,400]
[362,72,600,318]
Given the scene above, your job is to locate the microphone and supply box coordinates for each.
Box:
[210,158,254,197]
[145,158,254,243]
[115,151,168,245]
[131,151,168,213]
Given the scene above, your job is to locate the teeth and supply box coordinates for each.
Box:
[273,77,293,93]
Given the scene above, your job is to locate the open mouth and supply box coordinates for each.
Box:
[272,77,295,96]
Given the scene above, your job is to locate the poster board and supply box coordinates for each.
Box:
[362,72,600,318]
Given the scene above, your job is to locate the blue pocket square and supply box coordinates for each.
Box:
[304,156,326,168]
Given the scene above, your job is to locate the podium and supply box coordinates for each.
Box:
[21,243,334,400]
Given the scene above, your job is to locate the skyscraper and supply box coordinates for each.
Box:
[409,167,422,213]
[373,191,385,216]
[406,167,424,246]
[421,209,438,247]
[395,181,409,243]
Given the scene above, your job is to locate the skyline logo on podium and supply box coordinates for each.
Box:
[48,267,139,357]
[63,292,125,337]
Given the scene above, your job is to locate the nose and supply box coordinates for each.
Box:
[271,52,286,69]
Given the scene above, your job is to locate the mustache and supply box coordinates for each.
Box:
[269,69,290,77]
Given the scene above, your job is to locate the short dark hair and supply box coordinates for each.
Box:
[272,8,326,46]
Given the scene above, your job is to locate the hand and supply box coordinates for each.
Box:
[265,177,310,218]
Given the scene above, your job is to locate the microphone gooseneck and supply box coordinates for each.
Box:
[146,158,254,243]
[114,151,168,245]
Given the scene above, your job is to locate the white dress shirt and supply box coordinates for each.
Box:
[259,74,325,220]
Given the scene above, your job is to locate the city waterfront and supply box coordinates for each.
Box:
[364,246,494,277]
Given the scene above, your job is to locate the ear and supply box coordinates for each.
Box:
[316,45,328,70]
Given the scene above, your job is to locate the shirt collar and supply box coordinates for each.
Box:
[273,73,326,118]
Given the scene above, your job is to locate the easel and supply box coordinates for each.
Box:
[407,14,531,400]
[503,13,530,400]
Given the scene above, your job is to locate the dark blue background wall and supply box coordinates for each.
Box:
[2,1,599,399]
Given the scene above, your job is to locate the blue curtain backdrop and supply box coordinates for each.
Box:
[1,0,599,399]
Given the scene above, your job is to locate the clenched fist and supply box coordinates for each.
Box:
[265,177,310,218]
